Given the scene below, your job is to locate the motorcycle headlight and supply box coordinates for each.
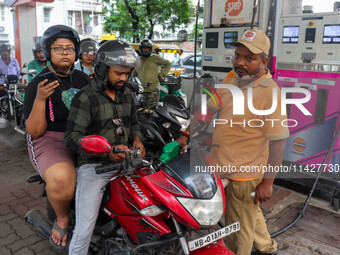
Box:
[177,188,223,226]
[176,116,190,132]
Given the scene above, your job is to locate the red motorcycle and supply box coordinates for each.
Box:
[26,135,238,254]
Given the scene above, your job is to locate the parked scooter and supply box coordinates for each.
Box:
[160,75,187,107]
[130,75,187,109]
[0,68,36,135]
[25,135,238,254]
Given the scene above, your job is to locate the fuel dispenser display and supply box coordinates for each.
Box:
[201,0,340,208]
[202,0,272,83]
[274,12,340,173]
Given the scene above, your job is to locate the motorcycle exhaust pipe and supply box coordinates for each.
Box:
[25,209,52,239]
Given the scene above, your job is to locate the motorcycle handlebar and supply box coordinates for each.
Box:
[95,162,124,174]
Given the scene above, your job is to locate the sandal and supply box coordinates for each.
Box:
[49,218,68,250]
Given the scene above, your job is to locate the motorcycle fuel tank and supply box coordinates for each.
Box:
[105,168,161,215]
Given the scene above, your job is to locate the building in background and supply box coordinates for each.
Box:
[0,0,14,46]
[35,0,103,39]
[4,0,104,67]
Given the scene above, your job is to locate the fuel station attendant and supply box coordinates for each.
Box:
[211,29,289,255]
[177,29,289,255]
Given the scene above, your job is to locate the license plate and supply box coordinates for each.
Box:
[188,222,240,251]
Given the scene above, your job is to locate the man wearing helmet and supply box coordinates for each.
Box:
[24,25,90,250]
[133,38,172,111]
[74,38,98,78]
[0,44,21,97]
[64,40,145,254]
[27,42,50,82]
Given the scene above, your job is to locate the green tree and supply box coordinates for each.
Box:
[188,22,203,40]
[102,0,195,43]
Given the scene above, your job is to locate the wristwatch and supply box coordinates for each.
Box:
[182,131,190,139]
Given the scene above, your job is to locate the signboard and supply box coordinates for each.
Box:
[211,0,259,26]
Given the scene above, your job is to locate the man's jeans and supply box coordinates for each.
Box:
[69,164,118,255]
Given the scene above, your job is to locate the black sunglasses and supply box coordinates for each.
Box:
[112,115,125,137]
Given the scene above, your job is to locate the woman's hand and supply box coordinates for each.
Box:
[36,79,59,101]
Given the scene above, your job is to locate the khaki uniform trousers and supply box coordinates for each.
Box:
[225,178,277,255]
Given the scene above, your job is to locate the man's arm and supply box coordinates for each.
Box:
[155,55,172,78]
[254,138,286,203]
[128,93,145,157]
[176,104,217,151]
[27,61,35,82]
[131,69,138,78]
[14,59,21,79]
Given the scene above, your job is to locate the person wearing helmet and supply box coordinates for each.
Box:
[132,38,172,111]
[64,39,145,254]
[74,38,98,78]
[27,42,50,82]
[0,44,21,97]
[23,25,90,250]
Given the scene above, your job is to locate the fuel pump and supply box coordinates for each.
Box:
[273,4,340,210]
[200,0,340,212]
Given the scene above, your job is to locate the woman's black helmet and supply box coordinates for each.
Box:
[95,40,140,86]
[139,38,153,58]
[80,38,98,57]
[42,25,80,61]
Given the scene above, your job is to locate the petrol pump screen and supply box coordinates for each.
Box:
[323,25,340,43]
[282,26,299,43]
[224,32,238,48]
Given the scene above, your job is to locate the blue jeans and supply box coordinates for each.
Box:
[68,164,117,255]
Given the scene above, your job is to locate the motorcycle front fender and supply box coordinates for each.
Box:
[190,239,234,255]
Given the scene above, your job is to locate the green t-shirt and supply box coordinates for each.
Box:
[27,60,50,82]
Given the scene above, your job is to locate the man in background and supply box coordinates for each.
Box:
[133,38,172,111]
[27,42,50,82]
[0,44,21,97]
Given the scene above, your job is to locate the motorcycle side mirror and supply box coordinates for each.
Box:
[23,63,27,68]
[79,135,112,154]
[28,69,37,77]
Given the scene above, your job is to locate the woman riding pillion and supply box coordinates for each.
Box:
[23,25,90,250]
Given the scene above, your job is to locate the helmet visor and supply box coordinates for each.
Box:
[98,47,140,71]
